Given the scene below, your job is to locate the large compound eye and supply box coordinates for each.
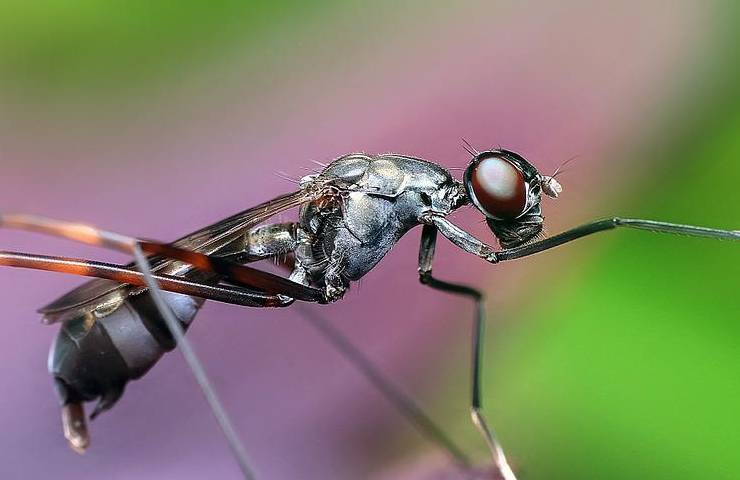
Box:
[469,154,527,219]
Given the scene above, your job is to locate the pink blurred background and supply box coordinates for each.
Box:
[0,2,722,479]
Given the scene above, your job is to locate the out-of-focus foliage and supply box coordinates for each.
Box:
[0,1,314,99]
[1,1,738,479]
[485,10,740,480]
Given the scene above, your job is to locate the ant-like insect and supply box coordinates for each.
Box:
[1,149,737,479]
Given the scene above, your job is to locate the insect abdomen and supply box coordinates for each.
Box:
[48,291,203,418]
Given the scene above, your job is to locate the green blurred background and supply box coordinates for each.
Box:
[482,7,740,480]
[0,2,738,479]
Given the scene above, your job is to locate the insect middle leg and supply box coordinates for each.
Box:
[0,215,481,472]
[418,224,518,480]
[244,225,477,467]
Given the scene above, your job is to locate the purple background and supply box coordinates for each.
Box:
[0,3,711,479]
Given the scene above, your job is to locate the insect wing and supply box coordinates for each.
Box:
[39,187,328,323]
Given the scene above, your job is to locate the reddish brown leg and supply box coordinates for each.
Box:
[0,213,326,478]
[0,251,290,311]
[0,213,324,302]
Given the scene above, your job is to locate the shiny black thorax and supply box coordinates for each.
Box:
[295,154,463,286]
[45,153,465,417]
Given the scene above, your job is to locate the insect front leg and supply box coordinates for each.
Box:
[495,217,739,261]
[422,215,499,263]
[418,225,518,480]
[419,214,738,479]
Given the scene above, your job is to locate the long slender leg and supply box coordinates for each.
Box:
[0,214,325,302]
[257,247,476,468]
[0,216,269,478]
[130,245,257,480]
[497,217,739,261]
[426,215,738,264]
[294,304,473,470]
[141,240,324,301]
[9,217,472,470]
[0,251,294,310]
[418,225,517,480]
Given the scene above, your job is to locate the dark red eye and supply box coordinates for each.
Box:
[469,155,527,219]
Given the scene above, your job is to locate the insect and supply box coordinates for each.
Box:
[1,148,737,480]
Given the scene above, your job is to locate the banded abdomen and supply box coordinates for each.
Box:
[48,290,203,418]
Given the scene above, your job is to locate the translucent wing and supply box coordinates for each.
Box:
[39,187,329,323]
[172,189,316,254]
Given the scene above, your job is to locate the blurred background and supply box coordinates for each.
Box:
[1,1,739,479]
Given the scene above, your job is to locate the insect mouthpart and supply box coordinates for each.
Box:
[485,210,545,249]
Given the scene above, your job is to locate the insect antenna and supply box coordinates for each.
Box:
[550,154,580,179]
[461,138,479,157]
[275,171,301,184]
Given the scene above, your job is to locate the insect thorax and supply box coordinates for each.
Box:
[296,154,461,285]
